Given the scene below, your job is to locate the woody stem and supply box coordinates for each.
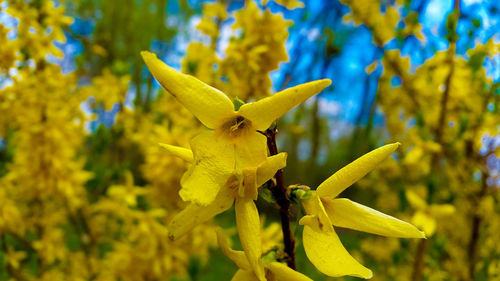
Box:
[411,238,429,281]
[264,126,296,270]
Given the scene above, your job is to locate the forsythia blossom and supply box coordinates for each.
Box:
[141,50,330,278]
[141,51,330,205]
[299,143,426,278]
[406,190,455,237]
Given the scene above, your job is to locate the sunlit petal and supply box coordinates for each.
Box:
[238,79,331,131]
[231,269,259,281]
[235,198,265,281]
[302,225,373,279]
[180,131,235,205]
[158,143,194,162]
[141,51,234,128]
[412,212,436,236]
[429,204,455,217]
[266,262,313,281]
[406,190,427,209]
[317,143,400,199]
[256,153,287,187]
[234,131,268,168]
[325,198,425,238]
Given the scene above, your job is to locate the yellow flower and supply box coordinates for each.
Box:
[272,0,305,10]
[107,172,147,207]
[406,190,455,237]
[6,246,27,269]
[299,143,426,279]
[216,228,312,281]
[141,51,331,206]
[161,144,287,279]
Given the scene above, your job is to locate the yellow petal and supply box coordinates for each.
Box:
[266,262,313,281]
[412,212,436,236]
[168,186,235,240]
[216,228,252,270]
[256,153,287,187]
[231,269,259,281]
[238,79,331,131]
[241,168,258,200]
[300,192,334,233]
[236,133,274,200]
[235,131,268,168]
[302,225,373,279]
[429,204,455,217]
[158,143,193,162]
[406,190,427,210]
[324,198,425,238]
[180,132,235,205]
[317,143,400,199]
[235,198,265,281]
[141,51,234,128]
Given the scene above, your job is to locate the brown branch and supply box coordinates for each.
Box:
[466,166,490,281]
[411,238,429,281]
[433,37,457,149]
[262,126,296,270]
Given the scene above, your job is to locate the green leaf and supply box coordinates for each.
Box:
[233,97,245,111]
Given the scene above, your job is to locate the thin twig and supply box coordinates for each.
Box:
[261,125,296,269]
[466,164,490,281]
[411,238,429,281]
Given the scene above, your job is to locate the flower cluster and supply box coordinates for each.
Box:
[182,0,294,102]
[0,1,217,280]
[341,1,500,280]
[141,49,425,279]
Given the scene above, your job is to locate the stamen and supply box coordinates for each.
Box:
[220,115,252,138]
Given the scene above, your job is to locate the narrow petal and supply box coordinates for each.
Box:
[429,204,455,217]
[406,190,427,209]
[158,143,193,162]
[302,225,373,279]
[141,51,234,128]
[238,79,331,131]
[317,143,400,199]
[266,262,313,281]
[216,228,252,271]
[235,198,265,281]
[167,186,235,240]
[231,269,259,281]
[239,152,287,201]
[412,212,436,236]
[180,131,235,205]
[324,198,425,238]
[256,153,287,187]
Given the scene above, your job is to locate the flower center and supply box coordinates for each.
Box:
[219,115,253,139]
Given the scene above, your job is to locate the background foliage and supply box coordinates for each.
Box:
[0,0,499,280]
